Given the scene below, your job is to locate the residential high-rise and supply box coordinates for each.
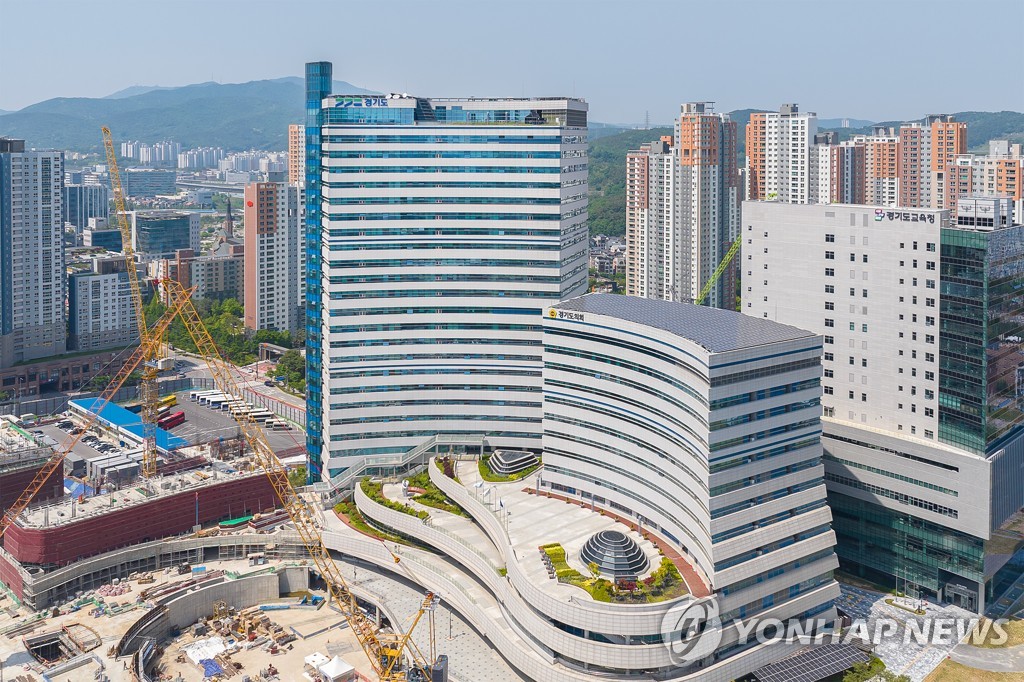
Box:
[898,121,933,208]
[63,183,109,235]
[243,182,305,333]
[311,84,588,480]
[950,140,1024,222]
[856,128,900,207]
[931,116,968,214]
[68,256,139,351]
[288,124,305,185]
[625,138,675,299]
[677,102,740,308]
[0,139,67,367]
[625,103,738,308]
[745,103,818,203]
[745,198,1024,613]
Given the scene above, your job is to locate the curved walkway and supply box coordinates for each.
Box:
[950,642,1024,673]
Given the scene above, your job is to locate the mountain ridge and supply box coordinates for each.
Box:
[0,77,374,151]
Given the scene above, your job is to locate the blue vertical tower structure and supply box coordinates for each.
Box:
[304,61,332,482]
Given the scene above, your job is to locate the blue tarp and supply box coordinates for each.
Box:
[64,478,95,497]
[71,398,189,452]
[200,659,223,677]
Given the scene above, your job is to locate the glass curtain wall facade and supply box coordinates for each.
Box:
[938,225,1024,455]
[304,61,332,482]
[315,89,588,479]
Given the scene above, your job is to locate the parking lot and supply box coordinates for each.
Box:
[167,389,305,454]
[37,420,132,461]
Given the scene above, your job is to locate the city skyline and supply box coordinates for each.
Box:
[1,0,1022,123]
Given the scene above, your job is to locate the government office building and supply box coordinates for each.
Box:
[745,197,1024,612]
[304,62,589,479]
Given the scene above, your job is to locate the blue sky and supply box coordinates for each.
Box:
[1,0,1021,123]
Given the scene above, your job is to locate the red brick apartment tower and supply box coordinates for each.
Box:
[243,182,275,330]
[932,117,968,214]
[745,112,767,200]
[625,144,651,297]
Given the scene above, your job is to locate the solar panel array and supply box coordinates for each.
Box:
[752,643,870,682]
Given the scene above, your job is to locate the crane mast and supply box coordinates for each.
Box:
[0,297,189,538]
[101,127,161,478]
[694,238,741,307]
[162,279,436,680]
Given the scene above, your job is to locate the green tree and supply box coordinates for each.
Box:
[287,466,307,489]
[274,349,306,393]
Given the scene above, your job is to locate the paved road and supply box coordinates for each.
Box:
[950,642,1024,672]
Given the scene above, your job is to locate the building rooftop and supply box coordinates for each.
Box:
[0,419,51,472]
[71,398,188,452]
[18,465,264,529]
[552,294,816,353]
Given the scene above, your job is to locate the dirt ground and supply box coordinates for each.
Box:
[0,557,374,682]
[152,604,375,681]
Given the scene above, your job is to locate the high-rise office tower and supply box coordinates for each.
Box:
[129,210,200,258]
[745,198,1024,613]
[0,139,67,368]
[243,182,305,333]
[625,103,738,308]
[308,73,588,480]
[745,103,818,203]
[288,124,305,185]
[63,182,110,235]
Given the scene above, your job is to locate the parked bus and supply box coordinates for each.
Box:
[157,404,172,416]
[229,404,251,418]
[271,420,290,431]
[189,389,218,402]
[248,410,274,424]
[158,395,178,408]
[157,411,185,430]
[197,392,223,406]
[207,395,229,410]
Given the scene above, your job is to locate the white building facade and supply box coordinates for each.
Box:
[68,258,139,351]
[542,294,839,672]
[317,95,589,478]
[745,200,1024,612]
[0,140,66,367]
[243,181,305,333]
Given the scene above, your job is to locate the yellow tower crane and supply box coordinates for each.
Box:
[1,275,441,680]
[101,126,164,478]
[161,279,439,680]
[694,238,741,307]
[0,295,190,537]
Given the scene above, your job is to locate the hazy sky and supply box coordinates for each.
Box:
[1,0,1021,124]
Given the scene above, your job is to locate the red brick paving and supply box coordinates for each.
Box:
[523,488,712,598]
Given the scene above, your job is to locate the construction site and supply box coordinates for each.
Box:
[0,127,450,682]
[0,552,379,682]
